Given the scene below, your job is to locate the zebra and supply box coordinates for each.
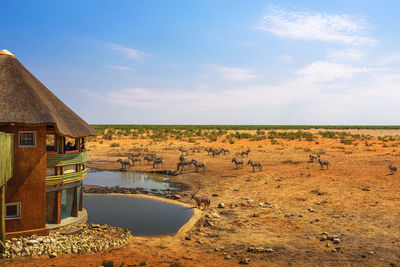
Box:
[177,161,192,172]
[212,149,222,157]
[179,155,186,162]
[247,160,262,172]
[240,149,251,157]
[205,147,213,155]
[143,156,154,164]
[309,154,320,162]
[153,159,164,168]
[231,158,244,169]
[318,159,330,170]
[151,155,163,161]
[130,152,141,158]
[179,148,189,155]
[117,158,131,170]
[221,148,230,155]
[388,164,397,174]
[191,159,206,173]
[128,157,141,166]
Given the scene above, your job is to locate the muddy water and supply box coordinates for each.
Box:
[84,195,193,236]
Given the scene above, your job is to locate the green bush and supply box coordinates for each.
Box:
[110,142,120,147]
[102,260,114,267]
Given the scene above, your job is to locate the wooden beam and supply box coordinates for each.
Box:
[79,185,83,211]
[53,190,61,224]
[0,186,5,253]
[72,187,78,217]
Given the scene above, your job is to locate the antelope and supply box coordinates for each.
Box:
[309,154,320,162]
[191,159,206,173]
[221,148,230,155]
[231,158,244,169]
[191,184,210,210]
[153,159,164,168]
[177,161,192,172]
[128,157,141,166]
[179,148,189,155]
[117,158,131,170]
[388,164,397,174]
[240,149,251,157]
[179,155,186,162]
[247,160,262,172]
[318,159,330,170]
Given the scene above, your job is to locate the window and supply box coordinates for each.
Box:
[5,202,21,219]
[19,132,36,147]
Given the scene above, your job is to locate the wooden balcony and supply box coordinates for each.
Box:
[46,151,87,167]
[46,169,87,186]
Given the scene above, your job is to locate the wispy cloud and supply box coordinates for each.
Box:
[280,54,293,63]
[326,48,365,62]
[257,6,375,46]
[296,61,373,82]
[207,64,259,81]
[107,43,152,59]
[105,65,134,71]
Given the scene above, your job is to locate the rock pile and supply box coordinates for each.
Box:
[1,224,131,259]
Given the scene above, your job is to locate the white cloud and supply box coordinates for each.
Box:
[327,48,365,61]
[296,61,372,82]
[107,43,152,59]
[257,7,375,46]
[207,64,259,81]
[105,65,133,71]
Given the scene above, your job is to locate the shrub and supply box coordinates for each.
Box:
[102,260,114,267]
[229,139,235,144]
[110,142,120,147]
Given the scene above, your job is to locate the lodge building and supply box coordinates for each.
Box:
[0,49,96,237]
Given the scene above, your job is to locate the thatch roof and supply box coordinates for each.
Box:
[0,50,96,138]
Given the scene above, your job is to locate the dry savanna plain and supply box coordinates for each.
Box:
[5,127,400,266]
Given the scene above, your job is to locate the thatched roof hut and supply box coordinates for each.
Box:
[0,49,96,138]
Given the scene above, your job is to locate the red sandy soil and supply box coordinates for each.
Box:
[3,130,400,266]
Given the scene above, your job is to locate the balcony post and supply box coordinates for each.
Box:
[53,190,61,224]
[72,186,79,217]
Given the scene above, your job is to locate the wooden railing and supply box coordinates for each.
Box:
[46,151,87,167]
[46,169,87,186]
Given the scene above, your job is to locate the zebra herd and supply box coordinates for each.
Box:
[117,152,165,170]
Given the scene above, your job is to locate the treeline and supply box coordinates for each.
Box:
[91,124,400,131]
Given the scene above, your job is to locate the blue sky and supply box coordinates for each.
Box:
[2,1,400,124]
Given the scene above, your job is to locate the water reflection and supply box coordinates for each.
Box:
[84,171,172,191]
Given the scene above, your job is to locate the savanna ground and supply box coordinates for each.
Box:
[5,127,400,266]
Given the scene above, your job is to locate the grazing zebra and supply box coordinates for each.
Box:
[191,159,206,173]
[177,161,192,172]
[205,147,213,155]
[221,148,230,155]
[117,158,131,170]
[179,155,186,162]
[179,148,189,155]
[231,158,244,169]
[191,184,210,210]
[153,159,164,168]
[240,149,251,157]
[151,155,163,161]
[131,152,141,158]
[309,154,320,162]
[128,157,141,166]
[212,149,222,157]
[318,159,330,170]
[143,156,154,164]
[247,160,262,172]
[388,164,398,174]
